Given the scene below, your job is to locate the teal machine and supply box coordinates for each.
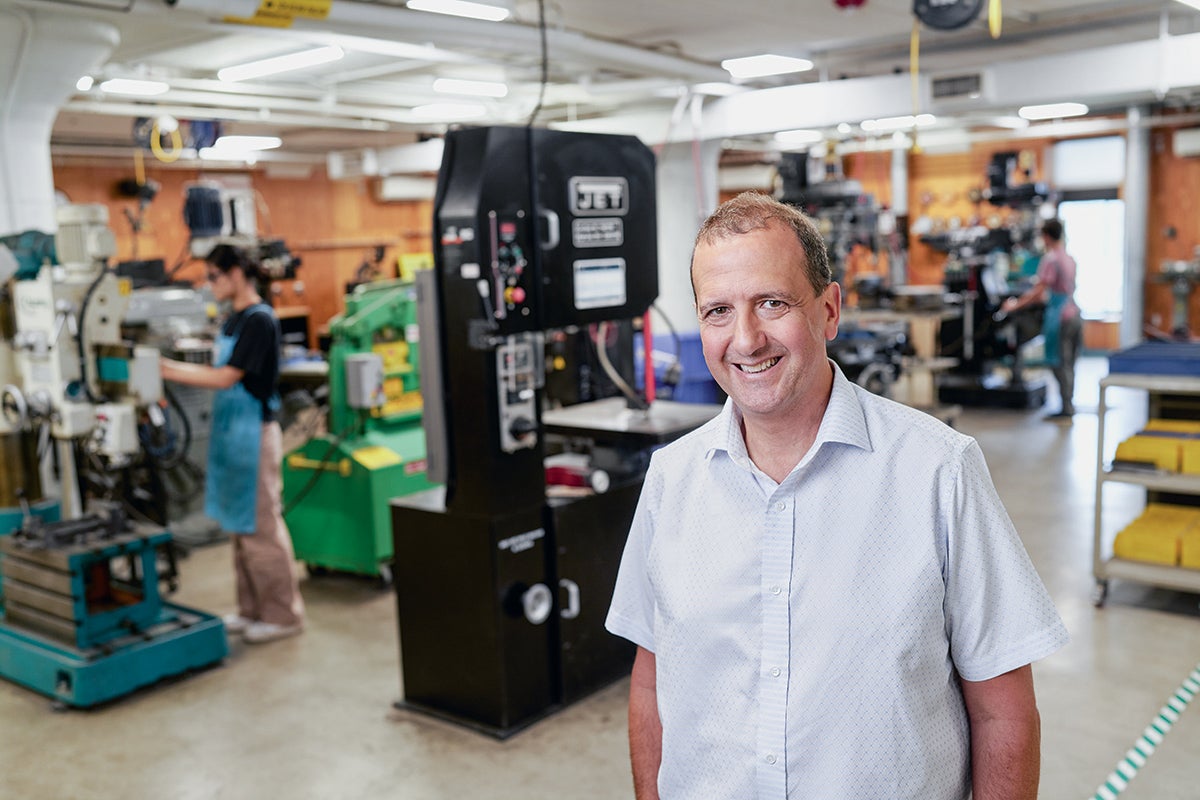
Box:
[0,205,226,707]
[283,278,435,584]
[0,505,226,707]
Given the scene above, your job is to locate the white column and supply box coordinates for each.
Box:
[1121,105,1149,348]
[654,138,720,335]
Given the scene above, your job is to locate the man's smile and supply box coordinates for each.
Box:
[736,356,780,374]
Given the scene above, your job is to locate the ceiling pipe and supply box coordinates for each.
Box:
[115,0,729,84]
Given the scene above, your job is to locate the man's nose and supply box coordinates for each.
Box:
[731,309,766,351]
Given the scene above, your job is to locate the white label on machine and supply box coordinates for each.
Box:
[498,528,545,554]
[571,217,624,248]
[460,262,481,279]
[573,258,626,310]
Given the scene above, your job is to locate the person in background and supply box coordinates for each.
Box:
[1001,218,1082,421]
[161,244,305,644]
[606,192,1067,800]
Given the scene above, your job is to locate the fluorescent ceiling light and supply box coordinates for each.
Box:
[986,115,1031,129]
[99,78,169,96]
[218,46,344,82]
[433,77,508,98]
[211,136,282,151]
[76,76,94,91]
[836,122,853,135]
[775,129,824,146]
[691,82,746,97]
[412,102,488,121]
[861,113,936,132]
[199,136,281,163]
[406,0,510,21]
[721,54,813,80]
[1018,102,1088,121]
[1173,0,1200,11]
[198,148,234,161]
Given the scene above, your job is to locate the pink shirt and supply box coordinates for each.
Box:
[1038,246,1080,320]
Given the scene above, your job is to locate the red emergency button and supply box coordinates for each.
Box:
[504,286,527,304]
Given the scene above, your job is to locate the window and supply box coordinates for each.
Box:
[1058,198,1125,319]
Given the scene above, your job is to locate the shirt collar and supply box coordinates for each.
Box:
[703,360,873,465]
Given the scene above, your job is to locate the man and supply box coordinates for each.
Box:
[606,193,1067,799]
[1000,218,1082,421]
[161,244,305,644]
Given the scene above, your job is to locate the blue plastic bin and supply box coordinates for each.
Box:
[634,331,724,405]
[1108,342,1200,377]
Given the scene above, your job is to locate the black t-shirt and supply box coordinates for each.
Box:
[222,305,281,422]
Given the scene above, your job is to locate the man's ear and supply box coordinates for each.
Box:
[822,282,841,341]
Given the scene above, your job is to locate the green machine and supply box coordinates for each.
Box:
[283,279,435,584]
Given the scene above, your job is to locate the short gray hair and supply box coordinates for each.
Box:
[691,191,831,297]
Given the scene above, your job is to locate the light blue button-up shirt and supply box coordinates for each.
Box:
[607,364,1068,799]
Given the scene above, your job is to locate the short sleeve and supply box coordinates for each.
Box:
[605,454,664,653]
[227,309,277,379]
[944,441,1069,681]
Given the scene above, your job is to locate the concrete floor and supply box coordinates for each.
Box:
[2,355,1199,799]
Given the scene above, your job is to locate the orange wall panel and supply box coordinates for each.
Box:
[1146,126,1200,338]
[51,161,434,347]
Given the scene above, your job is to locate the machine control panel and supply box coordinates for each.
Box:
[489,212,532,321]
[496,333,541,453]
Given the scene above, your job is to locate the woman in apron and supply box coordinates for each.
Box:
[161,244,306,643]
[1000,218,1082,422]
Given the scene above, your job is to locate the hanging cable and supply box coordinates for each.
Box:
[909,20,923,156]
[988,0,1002,39]
[76,269,111,404]
[282,416,355,518]
[593,322,648,410]
[526,0,549,127]
[652,303,683,387]
[149,118,182,164]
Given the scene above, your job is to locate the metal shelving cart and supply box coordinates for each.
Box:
[1092,372,1200,607]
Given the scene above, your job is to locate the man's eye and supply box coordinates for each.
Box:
[702,306,731,323]
[759,299,792,317]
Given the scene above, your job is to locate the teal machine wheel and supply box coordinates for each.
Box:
[0,506,227,708]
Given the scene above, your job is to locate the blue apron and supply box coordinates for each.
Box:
[205,304,275,534]
[1041,291,1068,368]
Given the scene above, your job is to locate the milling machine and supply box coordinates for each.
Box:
[0,204,226,708]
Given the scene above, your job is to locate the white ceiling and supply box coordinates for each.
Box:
[19,0,1200,167]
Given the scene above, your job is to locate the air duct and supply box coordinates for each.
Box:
[0,6,118,234]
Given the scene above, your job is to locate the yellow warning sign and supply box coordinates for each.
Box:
[222,10,294,28]
[260,0,332,19]
[223,0,331,28]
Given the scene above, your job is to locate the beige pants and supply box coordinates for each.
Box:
[233,422,305,627]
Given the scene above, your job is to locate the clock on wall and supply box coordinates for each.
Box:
[912,0,984,30]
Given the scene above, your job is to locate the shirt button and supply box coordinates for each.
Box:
[769,585,781,595]
[770,667,781,677]
[776,501,785,511]
[766,754,777,765]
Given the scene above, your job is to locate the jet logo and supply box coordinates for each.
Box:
[569,177,628,216]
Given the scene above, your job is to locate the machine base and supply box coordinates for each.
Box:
[392,698,564,740]
[938,374,1047,409]
[0,603,227,708]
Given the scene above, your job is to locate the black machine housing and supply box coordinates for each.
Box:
[393,126,658,736]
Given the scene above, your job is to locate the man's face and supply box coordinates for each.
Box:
[693,221,840,424]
